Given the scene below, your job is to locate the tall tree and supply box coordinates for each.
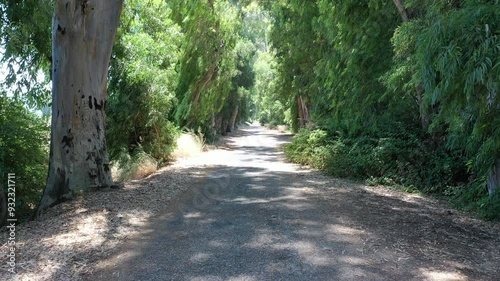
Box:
[36,0,124,215]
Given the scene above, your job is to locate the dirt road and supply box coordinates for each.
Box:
[87,125,499,281]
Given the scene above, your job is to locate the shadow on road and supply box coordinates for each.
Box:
[83,126,499,281]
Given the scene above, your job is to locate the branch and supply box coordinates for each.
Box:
[392,0,409,22]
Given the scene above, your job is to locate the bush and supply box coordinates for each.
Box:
[284,128,496,216]
[0,96,49,223]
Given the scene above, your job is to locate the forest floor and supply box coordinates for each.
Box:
[1,125,500,280]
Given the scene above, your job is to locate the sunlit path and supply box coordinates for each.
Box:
[89,125,499,281]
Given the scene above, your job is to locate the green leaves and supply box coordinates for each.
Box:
[0,95,49,221]
[106,0,182,164]
[0,0,52,108]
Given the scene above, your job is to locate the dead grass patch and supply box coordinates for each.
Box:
[171,132,205,159]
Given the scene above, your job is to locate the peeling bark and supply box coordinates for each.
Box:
[37,0,123,216]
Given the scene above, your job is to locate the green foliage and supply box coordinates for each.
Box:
[107,0,181,165]
[1,0,499,220]
[253,51,286,126]
[173,0,238,133]
[0,95,49,222]
[285,129,468,193]
[0,0,52,107]
[270,0,499,219]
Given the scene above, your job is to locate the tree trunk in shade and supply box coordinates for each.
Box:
[487,160,500,197]
[229,105,239,132]
[37,0,123,216]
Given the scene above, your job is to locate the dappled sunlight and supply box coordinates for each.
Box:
[92,250,141,271]
[49,214,108,247]
[244,230,280,248]
[229,192,310,206]
[189,252,212,263]
[419,269,468,281]
[285,241,333,266]
[10,125,497,280]
[184,212,203,219]
[231,197,271,204]
[208,240,227,248]
[325,224,367,236]
[338,256,368,266]
[191,275,258,281]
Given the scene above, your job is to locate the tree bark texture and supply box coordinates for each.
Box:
[37,0,123,215]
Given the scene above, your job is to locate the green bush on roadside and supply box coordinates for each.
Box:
[284,129,498,220]
[0,96,49,223]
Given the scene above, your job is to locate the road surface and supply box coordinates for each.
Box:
[89,125,499,281]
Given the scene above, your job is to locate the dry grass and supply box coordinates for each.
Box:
[171,132,206,159]
[277,125,289,133]
[111,152,158,182]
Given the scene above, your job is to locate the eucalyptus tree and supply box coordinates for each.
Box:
[172,0,241,136]
[1,0,124,214]
[270,0,323,131]
[37,1,124,214]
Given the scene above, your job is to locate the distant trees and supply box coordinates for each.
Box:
[172,0,254,137]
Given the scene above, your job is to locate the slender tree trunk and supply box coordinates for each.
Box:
[297,96,304,128]
[487,160,500,197]
[297,95,309,128]
[37,0,123,216]
[392,0,409,22]
[416,85,429,130]
[229,105,239,132]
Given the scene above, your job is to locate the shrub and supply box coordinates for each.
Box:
[0,96,49,223]
[284,128,488,215]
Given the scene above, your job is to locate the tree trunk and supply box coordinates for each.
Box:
[229,105,239,132]
[392,0,409,22]
[37,0,123,216]
[297,96,304,128]
[416,85,429,131]
[297,95,309,128]
[487,160,500,197]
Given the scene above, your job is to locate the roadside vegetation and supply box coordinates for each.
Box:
[0,0,498,221]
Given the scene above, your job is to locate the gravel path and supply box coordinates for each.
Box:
[87,125,500,281]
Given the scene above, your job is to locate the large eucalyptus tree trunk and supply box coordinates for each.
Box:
[37,0,123,215]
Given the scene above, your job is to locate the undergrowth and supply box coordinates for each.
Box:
[284,129,500,220]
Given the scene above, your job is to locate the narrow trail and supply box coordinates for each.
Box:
[89,125,499,281]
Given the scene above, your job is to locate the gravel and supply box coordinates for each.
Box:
[2,124,499,281]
